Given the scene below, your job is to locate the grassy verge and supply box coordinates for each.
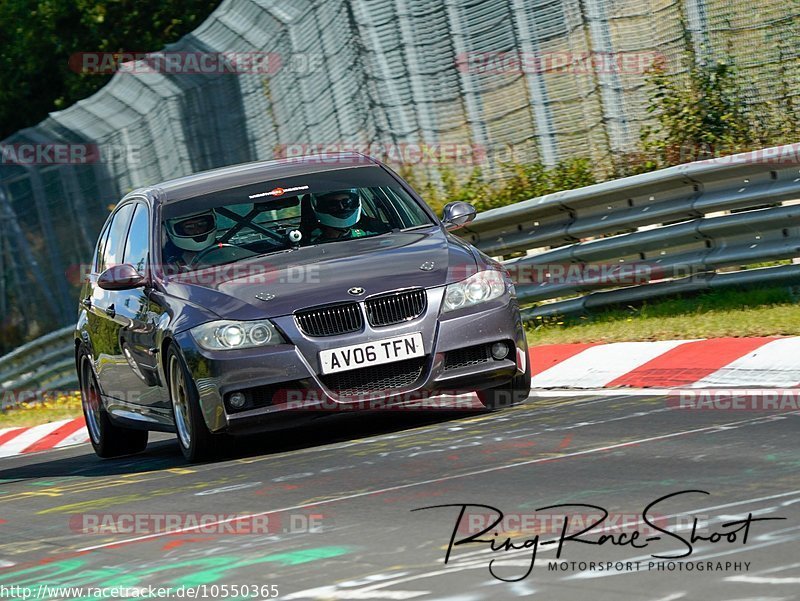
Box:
[525,286,800,345]
[0,391,82,428]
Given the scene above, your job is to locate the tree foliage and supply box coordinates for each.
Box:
[402,158,597,216]
[614,46,800,176]
[640,59,755,166]
[0,0,220,139]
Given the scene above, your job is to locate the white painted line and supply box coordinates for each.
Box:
[648,594,686,601]
[531,340,694,388]
[54,426,90,448]
[692,337,800,388]
[529,388,671,397]
[76,412,780,553]
[0,420,67,458]
[741,561,800,575]
[195,482,262,496]
[725,575,800,584]
[530,387,800,398]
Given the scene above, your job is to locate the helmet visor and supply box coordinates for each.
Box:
[315,190,360,218]
[171,213,215,238]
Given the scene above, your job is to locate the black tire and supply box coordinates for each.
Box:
[476,352,532,411]
[79,352,148,458]
[166,346,217,462]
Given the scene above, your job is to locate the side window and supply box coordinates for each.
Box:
[381,187,430,227]
[101,204,135,271]
[359,189,379,220]
[93,220,112,273]
[123,204,150,275]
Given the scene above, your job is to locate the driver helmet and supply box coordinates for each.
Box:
[165,209,217,251]
[310,189,362,229]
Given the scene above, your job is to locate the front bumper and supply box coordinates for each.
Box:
[176,287,526,434]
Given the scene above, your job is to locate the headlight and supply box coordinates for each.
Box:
[442,270,506,312]
[190,319,285,350]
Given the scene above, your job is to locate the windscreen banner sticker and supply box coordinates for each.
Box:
[249,185,309,199]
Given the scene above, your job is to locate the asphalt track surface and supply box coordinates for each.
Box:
[0,393,798,600]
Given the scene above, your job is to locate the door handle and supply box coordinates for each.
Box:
[104,304,116,318]
[81,297,92,309]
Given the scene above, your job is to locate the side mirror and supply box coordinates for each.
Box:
[98,264,145,291]
[441,201,477,231]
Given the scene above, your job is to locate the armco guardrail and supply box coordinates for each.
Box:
[0,326,75,399]
[4,144,800,395]
[460,144,800,318]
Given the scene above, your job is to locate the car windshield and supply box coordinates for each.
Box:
[160,166,434,273]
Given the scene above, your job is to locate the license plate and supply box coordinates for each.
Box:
[319,333,424,375]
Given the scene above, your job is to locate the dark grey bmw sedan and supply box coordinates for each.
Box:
[75,153,530,461]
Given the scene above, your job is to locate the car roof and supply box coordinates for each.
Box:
[128,152,382,205]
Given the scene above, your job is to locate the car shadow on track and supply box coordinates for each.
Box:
[0,409,486,480]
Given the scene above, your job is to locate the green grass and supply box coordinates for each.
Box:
[0,391,82,428]
[525,286,800,345]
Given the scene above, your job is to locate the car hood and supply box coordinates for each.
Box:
[162,227,478,321]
